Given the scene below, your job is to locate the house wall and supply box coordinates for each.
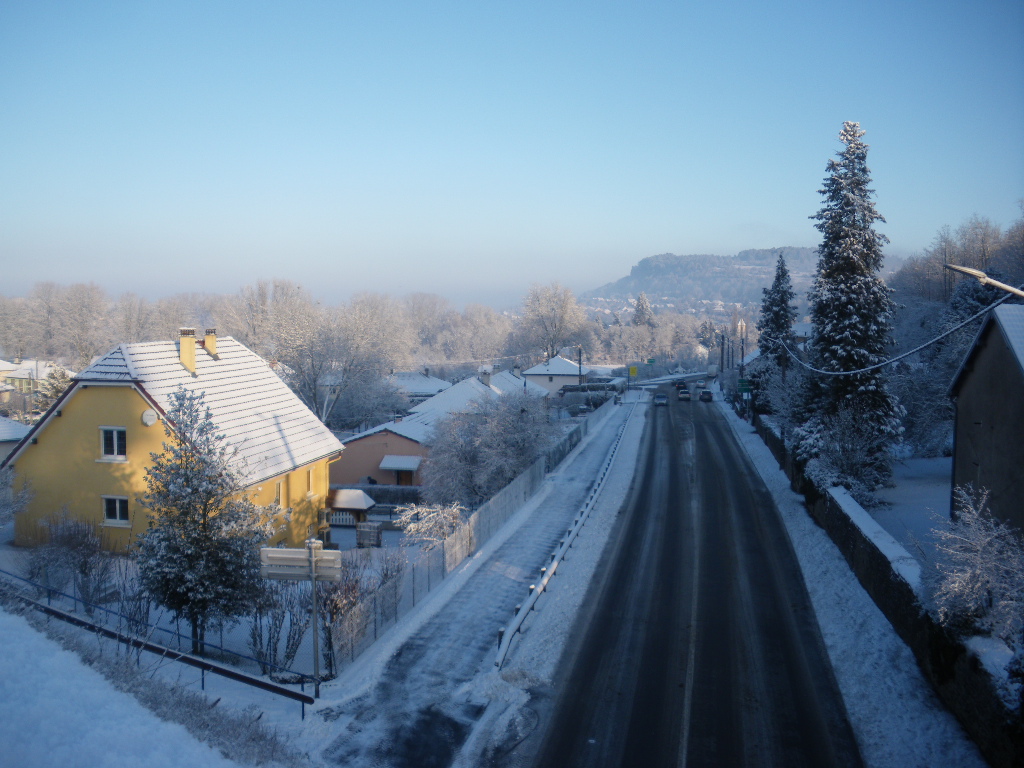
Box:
[331,431,426,486]
[11,383,335,552]
[523,372,584,396]
[952,325,1024,530]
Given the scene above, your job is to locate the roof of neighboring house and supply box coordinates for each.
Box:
[523,356,591,377]
[409,375,498,418]
[0,360,17,374]
[951,304,1024,395]
[345,375,505,447]
[389,371,451,398]
[5,336,342,484]
[490,370,549,397]
[2,360,74,381]
[0,416,30,443]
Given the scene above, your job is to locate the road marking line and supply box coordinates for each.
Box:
[679,415,701,768]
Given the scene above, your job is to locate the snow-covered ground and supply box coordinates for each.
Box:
[0,388,990,767]
[0,608,244,768]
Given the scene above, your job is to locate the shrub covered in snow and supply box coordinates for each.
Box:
[931,485,1024,707]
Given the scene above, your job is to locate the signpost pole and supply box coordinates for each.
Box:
[308,539,321,698]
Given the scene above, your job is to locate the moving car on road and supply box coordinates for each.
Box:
[678,389,691,401]
[653,393,668,406]
[699,389,714,402]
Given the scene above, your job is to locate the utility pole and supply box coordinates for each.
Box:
[738,319,747,378]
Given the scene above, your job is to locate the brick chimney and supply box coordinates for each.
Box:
[479,365,492,387]
[179,328,196,373]
[204,328,218,357]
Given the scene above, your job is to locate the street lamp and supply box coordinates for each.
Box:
[943,264,1024,299]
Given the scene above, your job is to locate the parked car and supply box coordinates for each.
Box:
[699,389,713,402]
[678,389,691,401]
[653,393,668,406]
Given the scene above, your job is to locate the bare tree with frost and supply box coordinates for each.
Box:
[396,503,465,550]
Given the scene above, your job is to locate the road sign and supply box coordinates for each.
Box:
[260,540,341,698]
[629,366,638,377]
[260,544,343,581]
[738,378,752,394]
[647,358,655,365]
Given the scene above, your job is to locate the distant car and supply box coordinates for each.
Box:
[699,389,713,402]
[696,379,706,388]
[678,389,691,401]
[673,380,688,389]
[653,393,668,406]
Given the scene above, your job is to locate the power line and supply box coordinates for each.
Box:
[761,289,1020,377]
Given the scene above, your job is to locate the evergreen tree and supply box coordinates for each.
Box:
[696,319,717,349]
[797,122,902,488]
[756,253,798,372]
[35,365,73,413]
[632,292,655,327]
[135,387,280,654]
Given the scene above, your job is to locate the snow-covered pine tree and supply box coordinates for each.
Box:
[751,252,799,416]
[798,122,902,489]
[35,365,73,413]
[135,387,280,655]
[632,292,655,327]
[756,252,798,373]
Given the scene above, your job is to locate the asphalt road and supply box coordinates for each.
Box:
[529,388,863,768]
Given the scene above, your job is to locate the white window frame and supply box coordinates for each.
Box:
[102,496,130,527]
[98,426,127,462]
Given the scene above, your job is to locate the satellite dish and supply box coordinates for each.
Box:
[141,409,158,427]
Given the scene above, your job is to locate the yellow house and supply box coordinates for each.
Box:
[3,329,343,552]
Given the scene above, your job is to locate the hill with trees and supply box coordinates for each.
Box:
[581,247,819,314]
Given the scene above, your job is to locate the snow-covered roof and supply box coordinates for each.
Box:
[0,359,17,374]
[388,371,451,398]
[995,304,1024,368]
[330,488,376,510]
[523,356,591,377]
[0,416,30,443]
[379,455,422,472]
[69,336,342,484]
[951,304,1024,394]
[342,411,435,446]
[2,360,74,381]
[490,370,549,397]
[346,375,505,446]
[409,375,499,418]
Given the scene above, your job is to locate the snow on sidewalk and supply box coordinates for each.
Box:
[0,609,244,768]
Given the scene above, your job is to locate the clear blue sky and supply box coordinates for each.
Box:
[2,1,1022,308]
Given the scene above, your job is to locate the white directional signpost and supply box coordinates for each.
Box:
[260,539,342,697]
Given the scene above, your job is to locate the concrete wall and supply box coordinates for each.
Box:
[753,414,1024,768]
